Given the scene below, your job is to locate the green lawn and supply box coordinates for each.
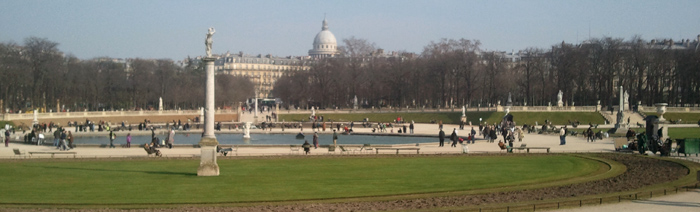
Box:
[0,155,600,204]
[279,112,606,125]
[568,127,700,139]
[642,112,700,124]
[0,121,13,128]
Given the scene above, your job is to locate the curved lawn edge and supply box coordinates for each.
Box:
[452,154,696,212]
[0,154,615,208]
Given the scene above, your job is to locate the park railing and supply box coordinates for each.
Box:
[2,109,240,121]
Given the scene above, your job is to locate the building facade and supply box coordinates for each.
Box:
[214,52,310,98]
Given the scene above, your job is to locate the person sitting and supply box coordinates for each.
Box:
[143,143,162,157]
[302,140,312,155]
[498,140,512,153]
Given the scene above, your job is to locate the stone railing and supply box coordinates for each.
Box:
[2,109,240,121]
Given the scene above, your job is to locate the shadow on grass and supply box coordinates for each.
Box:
[35,165,197,176]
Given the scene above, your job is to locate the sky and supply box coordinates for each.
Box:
[1,0,699,60]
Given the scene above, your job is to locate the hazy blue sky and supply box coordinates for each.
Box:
[2,0,699,60]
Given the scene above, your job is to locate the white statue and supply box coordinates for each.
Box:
[205,27,216,57]
[557,90,563,103]
[623,91,629,104]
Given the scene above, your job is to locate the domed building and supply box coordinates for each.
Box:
[308,18,338,58]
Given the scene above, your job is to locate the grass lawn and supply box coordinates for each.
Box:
[0,155,600,205]
[642,112,700,124]
[568,127,700,139]
[279,112,606,125]
[0,121,13,127]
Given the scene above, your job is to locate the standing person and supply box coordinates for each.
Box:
[470,127,476,144]
[507,130,515,149]
[53,129,61,147]
[312,132,319,149]
[151,127,155,141]
[332,130,338,147]
[4,129,9,147]
[409,121,414,134]
[168,129,175,149]
[109,130,116,148]
[438,120,443,130]
[450,128,458,147]
[517,127,524,142]
[438,129,445,147]
[322,122,326,132]
[489,126,498,143]
[126,133,132,148]
[559,126,566,145]
[67,131,74,149]
[402,125,407,134]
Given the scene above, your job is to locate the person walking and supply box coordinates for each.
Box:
[168,129,175,149]
[332,130,338,147]
[450,128,458,147]
[126,133,132,148]
[489,126,497,143]
[559,126,566,145]
[59,130,69,151]
[109,130,116,148]
[312,132,319,149]
[438,129,445,147]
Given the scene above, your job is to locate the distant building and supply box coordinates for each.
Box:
[213,52,310,98]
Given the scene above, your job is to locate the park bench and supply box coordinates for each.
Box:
[289,145,300,154]
[28,151,76,158]
[13,148,27,158]
[524,147,551,153]
[361,144,374,153]
[374,147,420,154]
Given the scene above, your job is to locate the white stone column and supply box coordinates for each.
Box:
[198,57,219,176]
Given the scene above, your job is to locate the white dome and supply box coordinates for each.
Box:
[314,30,337,45]
[309,18,338,58]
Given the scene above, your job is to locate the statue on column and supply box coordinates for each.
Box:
[205,27,216,57]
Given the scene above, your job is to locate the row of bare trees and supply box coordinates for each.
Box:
[0,37,253,112]
[274,36,700,110]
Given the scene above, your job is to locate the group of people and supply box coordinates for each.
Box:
[301,130,339,154]
[438,127,478,147]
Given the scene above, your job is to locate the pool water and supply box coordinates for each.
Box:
[73,133,436,146]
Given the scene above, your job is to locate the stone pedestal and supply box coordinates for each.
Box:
[557,101,563,107]
[197,137,219,176]
[198,57,219,176]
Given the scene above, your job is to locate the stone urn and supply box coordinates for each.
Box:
[655,103,668,122]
